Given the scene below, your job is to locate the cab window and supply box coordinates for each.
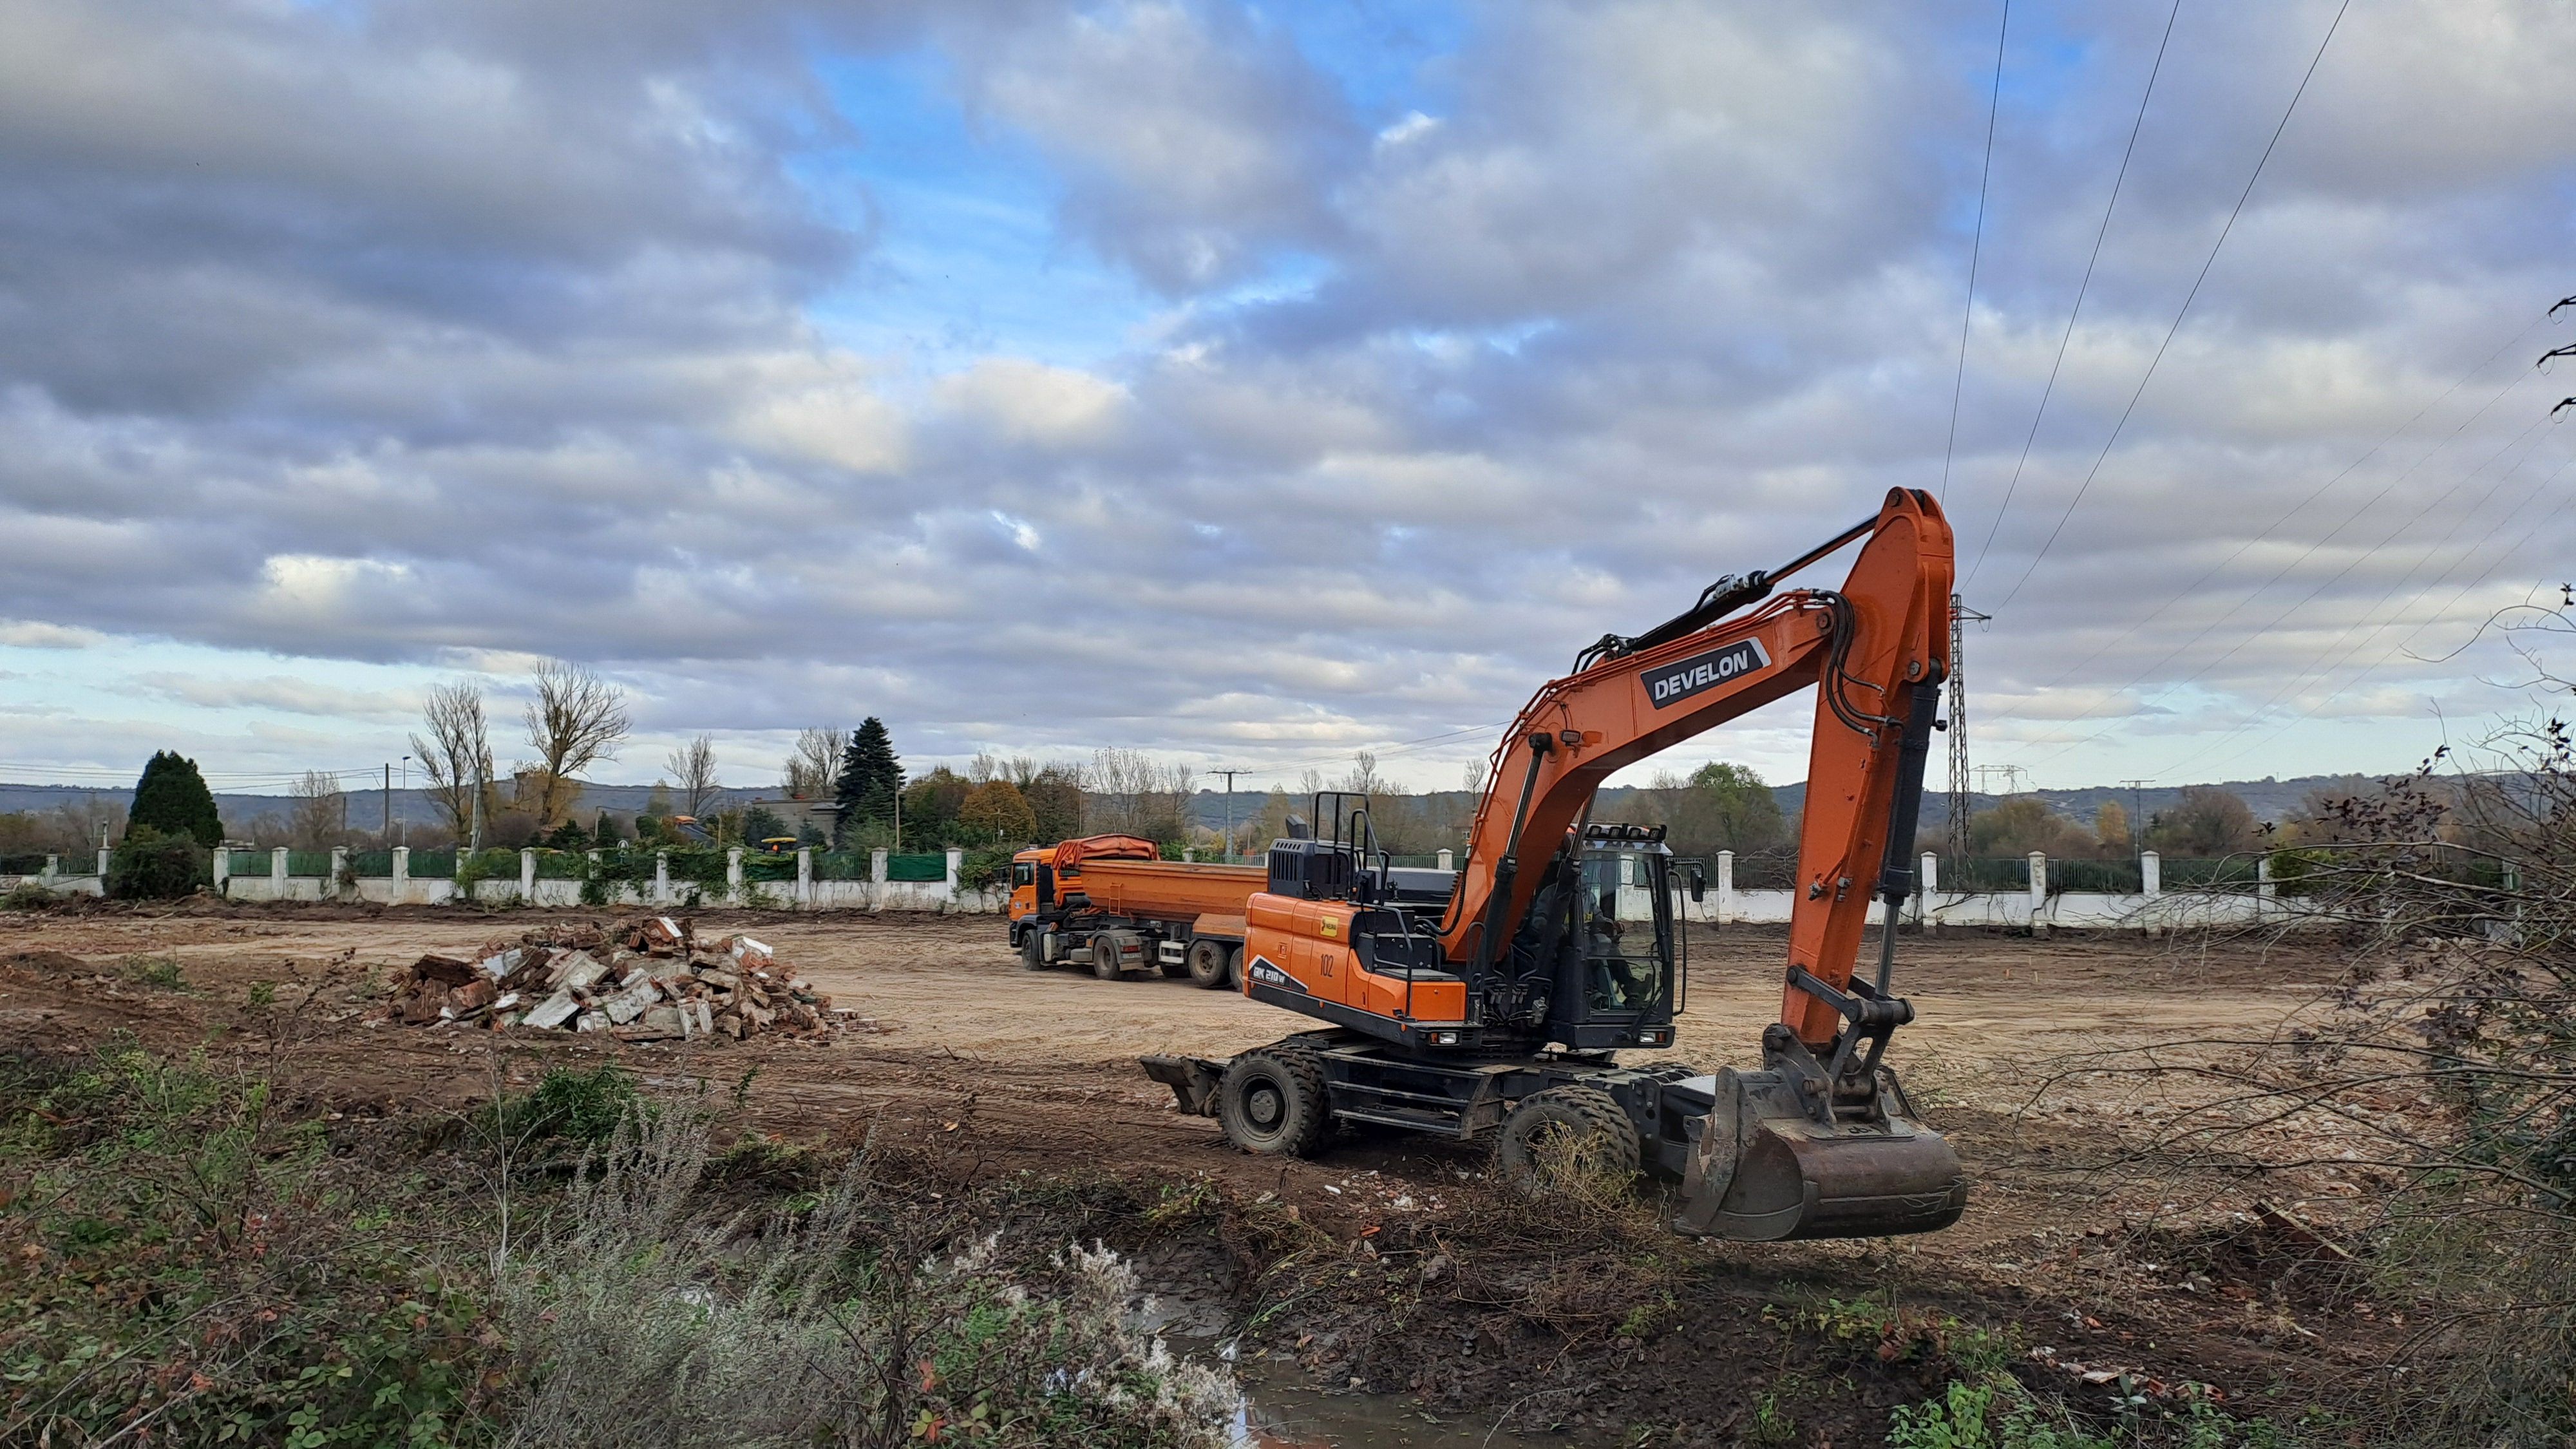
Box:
[1011,862,1036,889]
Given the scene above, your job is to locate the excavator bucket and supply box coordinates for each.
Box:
[1670,1068,1967,1242]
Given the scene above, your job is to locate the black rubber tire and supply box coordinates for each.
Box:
[1091,937,1124,980]
[1186,938,1231,989]
[1495,1085,1642,1191]
[1020,931,1046,971]
[1217,1048,1333,1157]
[1226,945,1245,992]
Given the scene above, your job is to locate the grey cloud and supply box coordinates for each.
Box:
[1,0,2572,791]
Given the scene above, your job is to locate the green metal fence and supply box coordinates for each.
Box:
[744,852,799,882]
[2160,857,2262,891]
[2047,857,2144,893]
[410,849,457,878]
[0,853,49,875]
[286,851,334,878]
[227,849,271,877]
[348,850,393,878]
[1930,856,2030,892]
[815,851,871,882]
[888,853,946,882]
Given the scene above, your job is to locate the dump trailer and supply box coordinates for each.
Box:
[1007,835,1269,987]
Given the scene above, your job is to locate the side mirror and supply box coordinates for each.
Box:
[1687,864,1707,903]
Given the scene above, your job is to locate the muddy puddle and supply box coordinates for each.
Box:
[1228,1353,1566,1448]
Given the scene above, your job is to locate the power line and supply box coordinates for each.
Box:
[2153,434,2576,780]
[1962,0,2180,583]
[2012,383,2554,772]
[2003,346,2548,770]
[1989,314,2548,710]
[1994,0,2354,609]
[1939,0,2011,504]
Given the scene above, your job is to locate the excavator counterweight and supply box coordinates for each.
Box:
[1141,488,1967,1243]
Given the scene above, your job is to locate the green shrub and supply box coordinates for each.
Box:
[1,882,53,911]
[106,825,209,900]
[495,1064,644,1146]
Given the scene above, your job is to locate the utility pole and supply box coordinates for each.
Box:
[2119,779,2152,853]
[1944,594,1991,862]
[1217,770,1239,863]
[383,762,392,840]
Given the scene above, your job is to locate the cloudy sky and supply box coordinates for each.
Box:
[3,0,2573,799]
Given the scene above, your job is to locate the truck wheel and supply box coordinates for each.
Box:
[1091,940,1124,980]
[1218,1049,1332,1157]
[1226,945,1245,992]
[1496,1086,1640,1193]
[1020,932,1046,971]
[1186,938,1231,989]
[1157,947,1191,980]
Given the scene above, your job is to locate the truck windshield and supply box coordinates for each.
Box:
[1577,849,1669,1014]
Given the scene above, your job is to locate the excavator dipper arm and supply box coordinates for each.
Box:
[1437,486,1964,1241]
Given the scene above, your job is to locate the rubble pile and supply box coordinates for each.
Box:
[388,916,838,1043]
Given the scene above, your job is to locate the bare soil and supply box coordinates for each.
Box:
[0,900,2396,1444]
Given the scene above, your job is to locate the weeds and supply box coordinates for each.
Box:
[121,952,187,989]
[1886,1376,2289,1449]
[0,1043,1242,1448]
[1,882,53,911]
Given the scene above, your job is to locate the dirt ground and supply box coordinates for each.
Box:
[0,901,2396,1443]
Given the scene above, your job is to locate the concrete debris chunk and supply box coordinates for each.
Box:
[381,915,842,1045]
[601,979,659,1025]
[524,991,580,1030]
[548,950,609,993]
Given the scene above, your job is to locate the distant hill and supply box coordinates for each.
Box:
[1186,773,2395,838]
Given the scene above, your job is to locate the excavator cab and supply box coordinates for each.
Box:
[1553,827,1681,1047]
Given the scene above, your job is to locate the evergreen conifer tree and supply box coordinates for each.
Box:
[128,751,223,847]
[833,719,903,845]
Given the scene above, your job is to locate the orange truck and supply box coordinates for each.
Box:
[1007,835,1265,988]
[1008,833,1458,987]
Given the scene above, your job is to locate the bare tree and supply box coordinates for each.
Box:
[668,734,721,819]
[522,662,629,829]
[411,681,493,840]
[1083,748,1194,841]
[289,770,344,849]
[782,726,843,800]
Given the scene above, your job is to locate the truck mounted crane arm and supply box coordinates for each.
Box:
[1439,487,1953,1052]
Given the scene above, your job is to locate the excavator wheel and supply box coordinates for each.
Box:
[1185,938,1232,989]
[1497,1086,1642,1193]
[1217,1048,1333,1157]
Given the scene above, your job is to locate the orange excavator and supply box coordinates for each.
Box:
[1144,488,1967,1241]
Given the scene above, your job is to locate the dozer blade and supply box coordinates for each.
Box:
[1671,1068,1967,1242]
